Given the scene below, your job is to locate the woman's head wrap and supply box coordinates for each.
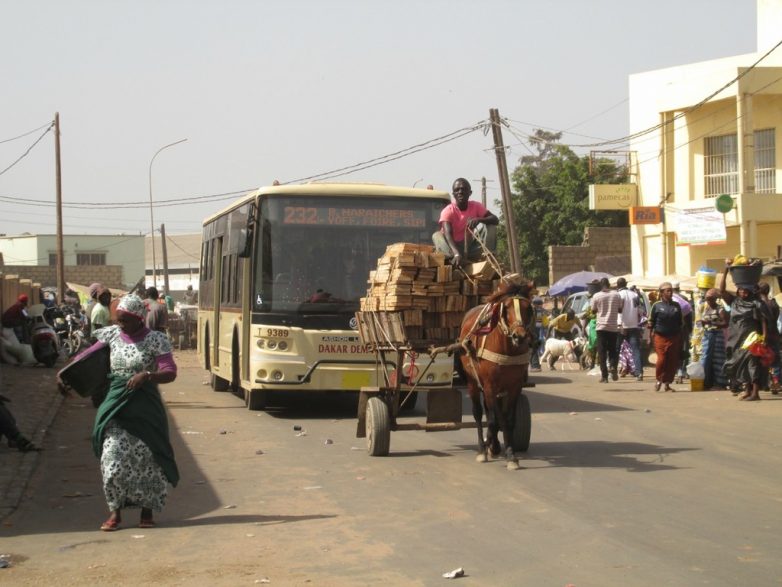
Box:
[116,294,147,320]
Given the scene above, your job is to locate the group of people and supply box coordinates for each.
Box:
[649,263,780,400]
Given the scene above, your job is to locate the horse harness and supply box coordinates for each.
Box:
[466,297,533,366]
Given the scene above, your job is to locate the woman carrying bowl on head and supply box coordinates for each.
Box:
[720,259,767,401]
[648,282,683,392]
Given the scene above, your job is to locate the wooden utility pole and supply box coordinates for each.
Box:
[160,223,171,295]
[489,108,520,274]
[54,113,66,301]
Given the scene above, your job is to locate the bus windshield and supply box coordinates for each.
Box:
[253,194,445,314]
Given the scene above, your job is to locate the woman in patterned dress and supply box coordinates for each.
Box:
[89,294,179,531]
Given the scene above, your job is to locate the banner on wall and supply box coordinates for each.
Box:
[666,205,727,246]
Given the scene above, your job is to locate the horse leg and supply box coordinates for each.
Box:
[495,395,520,470]
[485,401,501,458]
[469,387,488,463]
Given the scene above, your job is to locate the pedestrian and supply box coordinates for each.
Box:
[528,296,549,372]
[649,282,683,392]
[161,288,175,313]
[61,294,179,531]
[90,287,112,334]
[590,277,623,383]
[0,393,38,451]
[1,294,30,343]
[699,288,728,390]
[183,284,198,305]
[547,309,578,340]
[720,260,767,401]
[757,282,780,392]
[671,282,694,383]
[432,178,498,267]
[144,287,168,333]
[616,277,643,381]
[85,283,104,326]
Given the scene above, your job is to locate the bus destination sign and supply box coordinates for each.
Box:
[283,206,427,228]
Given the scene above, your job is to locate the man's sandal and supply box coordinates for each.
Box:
[139,518,156,529]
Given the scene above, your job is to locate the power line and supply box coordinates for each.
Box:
[0,123,54,177]
[0,121,54,145]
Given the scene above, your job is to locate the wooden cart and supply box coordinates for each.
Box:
[354,311,477,456]
[167,305,198,350]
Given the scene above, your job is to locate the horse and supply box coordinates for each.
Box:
[457,275,535,470]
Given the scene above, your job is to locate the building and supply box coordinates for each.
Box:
[144,232,201,296]
[0,233,144,289]
[628,0,782,276]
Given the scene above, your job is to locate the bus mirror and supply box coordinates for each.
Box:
[237,227,252,258]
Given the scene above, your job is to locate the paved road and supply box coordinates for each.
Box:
[2,352,781,586]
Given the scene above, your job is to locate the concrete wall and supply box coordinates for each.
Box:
[1,265,124,290]
[548,227,631,284]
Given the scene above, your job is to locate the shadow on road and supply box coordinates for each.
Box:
[524,440,698,472]
[171,513,337,527]
[525,390,632,413]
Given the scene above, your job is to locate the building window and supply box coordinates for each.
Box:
[754,128,776,193]
[48,253,57,266]
[704,129,776,196]
[76,253,106,265]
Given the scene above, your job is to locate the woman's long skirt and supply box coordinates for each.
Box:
[101,421,168,512]
[701,329,727,389]
[654,332,681,385]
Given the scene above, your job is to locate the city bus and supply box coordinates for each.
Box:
[198,182,455,409]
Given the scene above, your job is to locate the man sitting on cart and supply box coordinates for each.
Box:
[432,178,498,267]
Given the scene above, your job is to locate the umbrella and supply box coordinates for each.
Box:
[548,271,613,297]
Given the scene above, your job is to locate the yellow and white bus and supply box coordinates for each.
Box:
[198,182,455,409]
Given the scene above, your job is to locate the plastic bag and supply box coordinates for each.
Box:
[686,361,705,379]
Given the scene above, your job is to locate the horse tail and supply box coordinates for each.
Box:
[453,346,468,384]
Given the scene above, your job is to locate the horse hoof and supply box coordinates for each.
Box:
[476,453,488,463]
[507,461,520,470]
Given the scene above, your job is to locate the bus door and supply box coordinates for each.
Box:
[212,236,223,369]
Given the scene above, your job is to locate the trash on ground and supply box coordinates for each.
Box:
[246,533,255,537]
[569,412,578,416]
[219,430,227,435]
[293,425,302,431]
[296,431,307,437]
[0,558,9,569]
[356,476,366,481]
[442,567,465,579]
[350,446,362,451]
[324,439,333,445]
[223,504,237,509]
[303,486,322,490]
[182,431,203,435]
[255,449,264,455]
[131,535,145,539]
[594,417,602,421]
[194,480,206,485]
[644,408,652,413]
[255,579,271,584]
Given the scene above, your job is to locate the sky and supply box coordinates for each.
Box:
[0,0,758,237]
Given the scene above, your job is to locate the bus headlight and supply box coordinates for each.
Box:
[267,340,277,350]
[256,339,265,349]
[277,341,288,351]
[271,370,283,381]
[425,373,435,383]
[258,369,268,379]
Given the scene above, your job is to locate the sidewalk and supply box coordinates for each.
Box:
[0,363,63,521]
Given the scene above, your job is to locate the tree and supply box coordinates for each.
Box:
[495,130,628,285]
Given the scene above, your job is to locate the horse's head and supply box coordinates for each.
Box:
[499,295,534,348]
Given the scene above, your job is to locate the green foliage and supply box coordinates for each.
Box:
[496,130,628,285]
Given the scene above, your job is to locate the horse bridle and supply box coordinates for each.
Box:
[497,296,534,347]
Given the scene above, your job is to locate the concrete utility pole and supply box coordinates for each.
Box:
[489,108,520,274]
[54,113,65,300]
[160,223,171,295]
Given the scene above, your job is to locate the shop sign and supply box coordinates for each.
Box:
[588,184,637,210]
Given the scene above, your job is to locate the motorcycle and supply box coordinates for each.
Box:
[27,304,61,368]
[58,305,89,357]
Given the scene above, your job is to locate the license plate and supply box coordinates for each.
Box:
[342,372,372,389]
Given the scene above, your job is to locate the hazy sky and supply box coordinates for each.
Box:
[0,0,757,236]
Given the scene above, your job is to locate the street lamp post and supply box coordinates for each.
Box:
[149,138,187,288]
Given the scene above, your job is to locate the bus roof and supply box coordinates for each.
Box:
[202,182,451,226]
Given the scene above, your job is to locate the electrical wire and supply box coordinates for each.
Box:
[0,123,54,177]
[165,233,200,261]
[0,121,54,145]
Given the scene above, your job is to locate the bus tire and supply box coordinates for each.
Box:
[511,393,531,453]
[245,389,268,411]
[210,373,229,391]
[366,397,390,456]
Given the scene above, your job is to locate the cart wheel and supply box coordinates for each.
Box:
[366,397,390,456]
[512,393,531,452]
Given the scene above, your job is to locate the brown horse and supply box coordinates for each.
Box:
[457,275,534,469]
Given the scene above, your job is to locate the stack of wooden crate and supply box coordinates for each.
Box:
[359,243,498,344]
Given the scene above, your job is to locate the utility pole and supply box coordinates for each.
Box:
[54,113,66,301]
[472,176,495,208]
[160,223,171,295]
[489,108,520,274]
